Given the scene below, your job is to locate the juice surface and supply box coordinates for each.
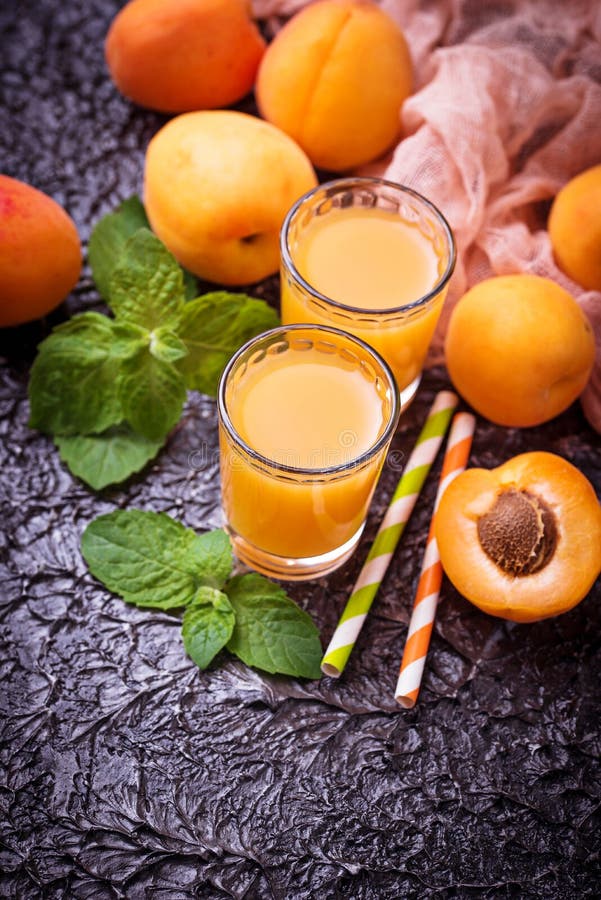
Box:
[230,346,385,468]
[294,206,441,310]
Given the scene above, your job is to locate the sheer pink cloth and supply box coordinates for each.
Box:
[252,0,601,430]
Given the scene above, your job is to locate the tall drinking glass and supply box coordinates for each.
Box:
[218,324,399,580]
[280,177,456,408]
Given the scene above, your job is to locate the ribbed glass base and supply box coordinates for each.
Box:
[226,524,366,581]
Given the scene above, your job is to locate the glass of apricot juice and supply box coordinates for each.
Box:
[218,325,399,580]
[280,177,456,407]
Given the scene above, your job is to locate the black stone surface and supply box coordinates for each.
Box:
[1,2,600,897]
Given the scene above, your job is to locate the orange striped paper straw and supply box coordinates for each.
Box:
[395,411,476,708]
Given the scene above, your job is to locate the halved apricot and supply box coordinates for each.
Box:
[435,451,601,622]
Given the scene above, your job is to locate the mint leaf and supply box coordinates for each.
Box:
[149,328,188,364]
[225,574,322,679]
[28,312,125,435]
[109,229,185,330]
[182,529,233,590]
[88,196,150,301]
[88,196,198,303]
[55,425,164,490]
[177,292,279,396]
[81,511,233,609]
[119,348,187,442]
[112,321,150,357]
[182,586,235,669]
[182,272,199,302]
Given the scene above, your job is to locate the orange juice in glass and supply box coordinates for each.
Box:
[280,177,456,407]
[218,325,399,580]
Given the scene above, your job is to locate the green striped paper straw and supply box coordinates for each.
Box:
[320,390,458,678]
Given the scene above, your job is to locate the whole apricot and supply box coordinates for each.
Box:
[435,452,601,622]
[105,0,266,113]
[445,274,595,427]
[0,175,81,328]
[548,164,601,291]
[255,0,413,171]
[144,110,317,285]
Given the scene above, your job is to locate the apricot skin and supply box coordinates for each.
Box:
[144,111,318,285]
[548,164,601,291]
[255,0,413,171]
[0,175,81,328]
[445,274,595,427]
[435,452,601,623]
[105,0,266,113]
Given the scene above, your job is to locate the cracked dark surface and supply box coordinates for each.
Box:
[1,2,600,897]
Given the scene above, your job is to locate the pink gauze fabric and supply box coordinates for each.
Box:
[251,0,601,431]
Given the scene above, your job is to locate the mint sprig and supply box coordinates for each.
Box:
[28,200,279,489]
[29,229,190,444]
[81,510,322,679]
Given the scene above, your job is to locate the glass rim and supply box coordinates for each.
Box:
[218,323,400,477]
[280,175,457,317]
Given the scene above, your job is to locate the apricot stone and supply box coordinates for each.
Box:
[144,111,318,285]
[548,163,601,291]
[445,274,595,427]
[0,175,81,328]
[105,0,266,113]
[435,452,601,622]
[255,0,413,171]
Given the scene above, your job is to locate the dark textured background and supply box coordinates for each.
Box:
[1,2,600,897]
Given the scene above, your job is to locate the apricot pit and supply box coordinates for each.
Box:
[476,488,557,577]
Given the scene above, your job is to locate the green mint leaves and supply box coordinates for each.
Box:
[88,195,151,302]
[81,510,322,679]
[177,291,282,396]
[55,426,164,491]
[81,509,231,608]
[226,574,324,678]
[182,587,236,670]
[28,197,279,489]
[28,312,125,435]
[88,195,198,303]
[109,227,185,330]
